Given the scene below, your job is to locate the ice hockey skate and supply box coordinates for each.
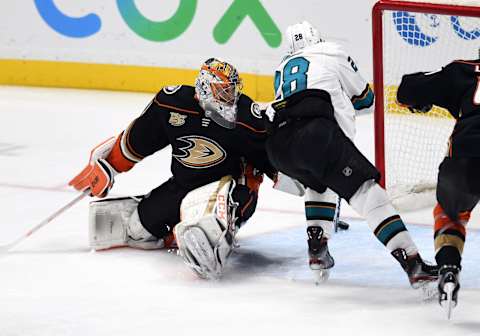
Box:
[438,265,461,320]
[391,248,439,298]
[307,226,334,284]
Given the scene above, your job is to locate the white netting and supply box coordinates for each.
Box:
[380,2,480,210]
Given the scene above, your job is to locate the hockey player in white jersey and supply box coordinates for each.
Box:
[264,21,438,287]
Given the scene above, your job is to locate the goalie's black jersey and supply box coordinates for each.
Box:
[121,85,273,190]
[397,59,480,158]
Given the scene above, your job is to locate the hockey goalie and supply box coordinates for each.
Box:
[69,58,274,279]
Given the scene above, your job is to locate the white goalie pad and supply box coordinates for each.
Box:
[174,176,238,279]
[273,172,305,196]
[89,196,163,251]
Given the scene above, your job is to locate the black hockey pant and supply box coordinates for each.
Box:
[266,117,380,201]
[436,157,480,221]
[138,177,258,239]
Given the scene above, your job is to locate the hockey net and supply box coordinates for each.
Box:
[372,0,480,210]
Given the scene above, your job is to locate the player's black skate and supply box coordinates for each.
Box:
[307,226,334,283]
[391,249,439,288]
[438,264,460,320]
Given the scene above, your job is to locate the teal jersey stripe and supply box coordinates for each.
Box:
[376,219,407,245]
[353,89,374,110]
[305,206,335,220]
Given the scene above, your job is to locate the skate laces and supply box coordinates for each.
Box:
[307,226,334,269]
[391,249,438,287]
[307,226,325,254]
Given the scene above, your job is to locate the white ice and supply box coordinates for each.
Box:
[0,86,479,336]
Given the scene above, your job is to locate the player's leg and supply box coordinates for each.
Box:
[348,179,438,287]
[324,129,438,287]
[174,176,259,279]
[89,178,188,250]
[305,121,438,287]
[304,187,336,282]
[267,118,438,287]
[434,157,480,307]
[274,172,347,282]
[267,120,337,281]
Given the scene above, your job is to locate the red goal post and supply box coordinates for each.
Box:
[372,0,480,208]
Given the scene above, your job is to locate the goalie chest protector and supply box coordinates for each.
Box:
[123,85,273,190]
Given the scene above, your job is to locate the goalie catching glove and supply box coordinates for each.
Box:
[407,104,433,114]
[69,137,118,197]
[69,158,117,197]
[69,134,136,197]
[396,99,432,114]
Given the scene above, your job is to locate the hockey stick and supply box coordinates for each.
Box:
[334,197,350,232]
[334,196,341,232]
[0,190,89,253]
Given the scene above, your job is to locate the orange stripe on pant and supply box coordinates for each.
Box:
[433,203,469,254]
[433,204,468,236]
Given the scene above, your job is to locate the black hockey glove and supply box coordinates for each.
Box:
[408,104,433,113]
[261,100,287,135]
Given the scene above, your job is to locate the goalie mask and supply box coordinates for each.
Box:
[286,21,322,54]
[195,58,243,129]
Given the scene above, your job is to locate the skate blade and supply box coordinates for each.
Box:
[440,283,456,320]
[313,269,330,285]
[182,227,220,280]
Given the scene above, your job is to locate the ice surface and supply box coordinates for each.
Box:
[1,86,479,336]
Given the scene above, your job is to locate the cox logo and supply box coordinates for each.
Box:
[34,0,281,47]
[393,11,480,47]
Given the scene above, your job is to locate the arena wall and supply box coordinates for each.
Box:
[0,1,377,101]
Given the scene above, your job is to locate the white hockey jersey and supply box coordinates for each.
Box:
[274,42,373,140]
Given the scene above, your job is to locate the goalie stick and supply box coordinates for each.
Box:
[0,190,88,253]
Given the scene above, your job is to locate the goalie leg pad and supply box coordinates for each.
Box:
[89,197,165,250]
[174,176,236,279]
[183,227,217,274]
[175,216,229,279]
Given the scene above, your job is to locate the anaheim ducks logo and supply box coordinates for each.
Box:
[173,136,227,169]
